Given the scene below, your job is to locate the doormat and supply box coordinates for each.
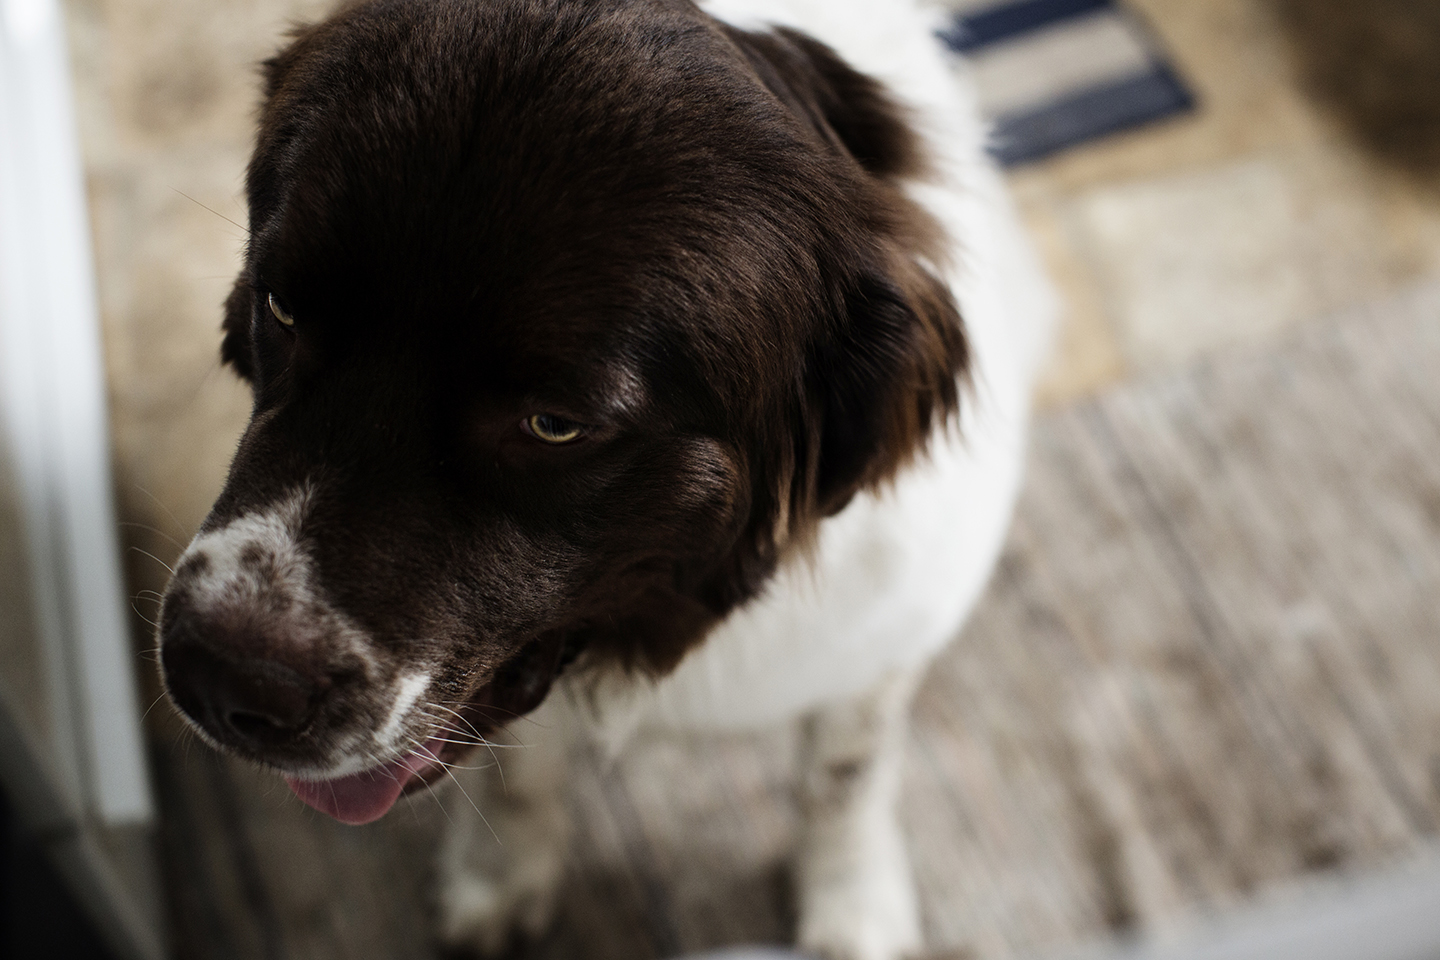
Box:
[940,0,1196,165]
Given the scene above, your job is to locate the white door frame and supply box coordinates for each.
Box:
[0,0,162,956]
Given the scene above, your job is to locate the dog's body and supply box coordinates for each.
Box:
[580,0,1049,744]
[156,0,1053,956]
[441,7,1053,956]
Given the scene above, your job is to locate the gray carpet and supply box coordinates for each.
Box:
[154,281,1440,960]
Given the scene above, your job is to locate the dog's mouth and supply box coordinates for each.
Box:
[281,631,577,825]
[283,698,489,825]
[283,734,453,824]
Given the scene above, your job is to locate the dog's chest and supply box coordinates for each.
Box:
[573,412,1027,744]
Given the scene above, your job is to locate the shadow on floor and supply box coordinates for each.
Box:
[0,786,118,960]
[1270,0,1440,185]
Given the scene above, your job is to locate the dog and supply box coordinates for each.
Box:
[156,0,1054,956]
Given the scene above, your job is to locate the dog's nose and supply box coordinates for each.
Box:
[162,637,322,751]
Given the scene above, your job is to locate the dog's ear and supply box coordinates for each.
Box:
[724,26,929,182]
[220,279,255,382]
[807,258,968,515]
[725,26,969,513]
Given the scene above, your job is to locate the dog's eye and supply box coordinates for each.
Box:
[267,293,295,327]
[523,414,584,444]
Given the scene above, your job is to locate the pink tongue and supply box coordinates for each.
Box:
[284,740,442,825]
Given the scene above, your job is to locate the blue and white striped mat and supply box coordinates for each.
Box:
[939,0,1195,166]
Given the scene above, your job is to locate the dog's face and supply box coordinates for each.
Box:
[158,0,966,823]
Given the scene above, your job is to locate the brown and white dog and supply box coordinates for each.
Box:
[157,0,1054,956]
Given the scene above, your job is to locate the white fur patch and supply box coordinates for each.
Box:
[179,485,315,609]
[377,670,432,751]
[174,484,382,672]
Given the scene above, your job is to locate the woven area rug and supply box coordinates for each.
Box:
[153,281,1440,960]
[939,0,1195,165]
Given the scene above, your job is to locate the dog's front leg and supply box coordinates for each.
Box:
[796,668,925,960]
[436,695,574,957]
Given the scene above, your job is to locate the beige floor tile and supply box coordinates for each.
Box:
[997,0,1339,405]
[1065,147,1440,368]
[1010,177,1129,408]
[71,0,333,155]
[1004,0,1440,401]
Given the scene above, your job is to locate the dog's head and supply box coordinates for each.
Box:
[158,0,966,824]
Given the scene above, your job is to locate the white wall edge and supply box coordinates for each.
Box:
[0,0,153,826]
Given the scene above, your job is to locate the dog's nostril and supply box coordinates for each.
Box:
[163,633,322,750]
[212,660,317,745]
[227,708,297,738]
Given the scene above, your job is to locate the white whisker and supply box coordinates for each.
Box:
[129,546,175,575]
[415,742,499,845]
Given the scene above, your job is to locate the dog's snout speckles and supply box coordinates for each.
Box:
[174,551,210,581]
[158,484,394,769]
[173,485,315,605]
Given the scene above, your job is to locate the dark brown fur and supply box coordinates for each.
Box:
[161,0,966,769]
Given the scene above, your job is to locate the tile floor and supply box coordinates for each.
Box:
[1010,0,1440,406]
